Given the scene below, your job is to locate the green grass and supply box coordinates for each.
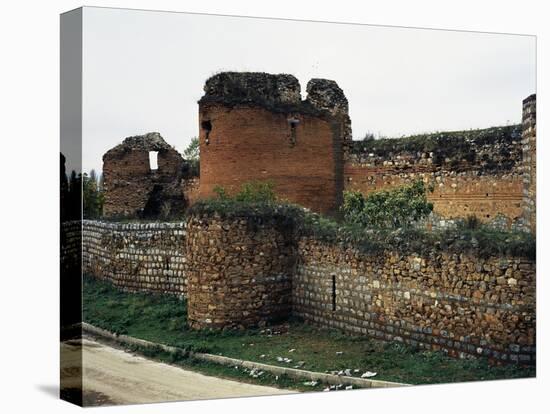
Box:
[83,277,535,386]
[116,341,326,392]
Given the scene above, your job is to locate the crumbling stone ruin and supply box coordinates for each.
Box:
[197,72,351,215]
[81,211,536,363]
[102,132,187,219]
[81,73,537,362]
[100,72,536,232]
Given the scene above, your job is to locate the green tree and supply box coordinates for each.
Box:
[67,170,82,220]
[343,180,433,229]
[184,137,200,176]
[83,169,103,219]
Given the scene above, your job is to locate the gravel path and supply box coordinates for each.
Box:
[61,338,295,406]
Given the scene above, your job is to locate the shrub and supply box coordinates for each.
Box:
[463,215,481,230]
[342,180,433,229]
[234,181,276,203]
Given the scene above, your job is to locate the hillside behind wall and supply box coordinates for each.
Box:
[344,125,526,230]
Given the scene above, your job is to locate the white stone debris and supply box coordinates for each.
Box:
[303,380,319,387]
[336,351,343,355]
[346,385,353,390]
[361,371,377,378]
[288,348,296,353]
[260,354,266,358]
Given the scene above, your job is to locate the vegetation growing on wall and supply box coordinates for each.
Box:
[188,180,534,259]
[199,71,326,116]
[351,125,521,170]
[342,180,433,228]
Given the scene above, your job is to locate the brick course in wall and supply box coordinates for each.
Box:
[344,166,524,228]
[82,220,188,296]
[344,124,526,229]
[198,105,344,215]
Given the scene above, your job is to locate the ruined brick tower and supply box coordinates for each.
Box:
[197,72,351,215]
[102,132,187,218]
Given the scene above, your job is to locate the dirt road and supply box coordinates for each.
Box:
[61,338,295,406]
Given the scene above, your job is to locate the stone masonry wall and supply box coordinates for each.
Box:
[522,94,536,233]
[186,213,297,329]
[82,220,187,296]
[80,216,535,362]
[294,238,536,363]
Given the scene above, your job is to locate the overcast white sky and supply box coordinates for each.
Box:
[81,7,535,174]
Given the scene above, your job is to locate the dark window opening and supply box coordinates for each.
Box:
[331,275,336,312]
[288,118,300,147]
[202,120,212,144]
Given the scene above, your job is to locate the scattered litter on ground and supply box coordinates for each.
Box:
[303,380,318,387]
[345,385,353,390]
[336,351,343,355]
[288,348,296,353]
[361,371,377,378]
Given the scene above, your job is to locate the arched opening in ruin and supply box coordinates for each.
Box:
[141,184,164,218]
[149,151,159,170]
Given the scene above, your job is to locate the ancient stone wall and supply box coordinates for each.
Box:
[522,94,536,233]
[294,238,536,363]
[82,220,187,296]
[197,72,348,215]
[344,125,526,229]
[102,132,187,219]
[80,215,535,362]
[185,212,298,329]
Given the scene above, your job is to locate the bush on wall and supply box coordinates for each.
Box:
[342,180,433,228]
